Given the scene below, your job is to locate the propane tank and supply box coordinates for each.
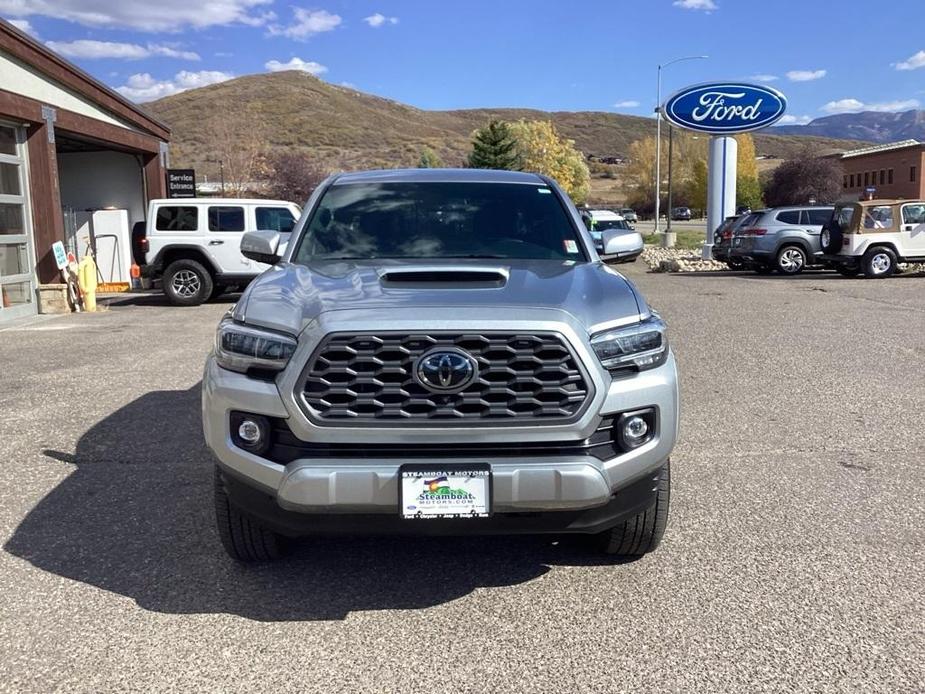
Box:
[77,253,98,312]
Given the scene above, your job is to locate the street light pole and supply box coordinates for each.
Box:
[654,55,708,238]
[666,124,674,233]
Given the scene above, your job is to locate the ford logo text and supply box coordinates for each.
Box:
[663,82,787,134]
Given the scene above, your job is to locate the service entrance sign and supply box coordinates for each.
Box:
[166,169,196,198]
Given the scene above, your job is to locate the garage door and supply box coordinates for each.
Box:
[0,123,36,322]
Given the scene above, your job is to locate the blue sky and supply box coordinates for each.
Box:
[3,0,924,124]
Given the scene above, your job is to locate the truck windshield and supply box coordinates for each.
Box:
[293,181,586,262]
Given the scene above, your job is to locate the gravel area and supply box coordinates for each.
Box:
[642,246,727,272]
[1,267,923,693]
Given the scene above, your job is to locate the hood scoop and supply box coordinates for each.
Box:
[379,265,509,288]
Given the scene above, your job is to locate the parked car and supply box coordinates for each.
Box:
[671,207,692,221]
[137,198,302,305]
[729,205,834,275]
[204,168,678,561]
[580,209,643,262]
[821,199,925,277]
[619,207,638,223]
[711,214,751,267]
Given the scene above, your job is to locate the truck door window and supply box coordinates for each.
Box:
[256,207,297,233]
[155,206,198,231]
[902,204,925,225]
[863,206,893,229]
[776,210,800,224]
[804,209,831,226]
[208,206,245,232]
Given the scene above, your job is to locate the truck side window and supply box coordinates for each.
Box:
[776,210,800,224]
[256,207,296,233]
[208,206,245,232]
[902,204,925,225]
[155,206,198,231]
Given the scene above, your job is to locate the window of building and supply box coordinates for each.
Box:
[888,169,894,184]
[911,166,917,183]
[880,170,885,185]
[155,206,198,231]
[864,172,869,186]
[208,206,245,232]
[849,174,855,188]
[843,175,848,189]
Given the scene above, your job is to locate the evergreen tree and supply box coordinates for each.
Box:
[418,146,444,168]
[467,120,522,170]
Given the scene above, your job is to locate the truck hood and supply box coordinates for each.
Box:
[234,259,648,336]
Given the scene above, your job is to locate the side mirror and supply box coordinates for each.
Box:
[602,229,644,259]
[241,230,282,265]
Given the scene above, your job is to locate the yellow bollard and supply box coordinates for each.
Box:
[77,254,98,312]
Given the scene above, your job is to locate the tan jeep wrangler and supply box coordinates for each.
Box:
[821,199,925,278]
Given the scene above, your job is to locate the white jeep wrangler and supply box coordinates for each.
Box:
[136,198,301,305]
[821,199,925,278]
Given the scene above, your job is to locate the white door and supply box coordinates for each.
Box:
[0,123,36,322]
[900,203,925,257]
[204,204,256,275]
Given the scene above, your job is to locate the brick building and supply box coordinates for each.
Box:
[837,140,925,201]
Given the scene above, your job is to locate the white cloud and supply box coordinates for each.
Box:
[339,81,356,88]
[895,50,925,71]
[672,0,717,11]
[268,8,341,40]
[8,19,38,36]
[778,114,812,125]
[45,39,199,60]
[265,57,327,75]
[786,69,826,82]
[820,98,920,114]
[0,0,274,31]
[613,100,640,108]
[749,74,778,83]
[116,69,234,101]
[363,12,398,27]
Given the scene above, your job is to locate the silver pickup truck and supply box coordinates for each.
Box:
[202,169,679,561]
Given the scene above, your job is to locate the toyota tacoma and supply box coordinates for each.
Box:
[203,169,679,561]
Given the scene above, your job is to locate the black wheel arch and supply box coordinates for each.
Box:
[154,245,221,277]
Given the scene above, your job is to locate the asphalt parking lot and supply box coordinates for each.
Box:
[1,264,923,693]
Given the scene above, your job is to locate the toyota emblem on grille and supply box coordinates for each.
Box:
[415,348,477,392]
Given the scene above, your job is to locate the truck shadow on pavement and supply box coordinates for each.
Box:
[5,384,618,622]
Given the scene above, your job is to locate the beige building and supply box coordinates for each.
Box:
[837,140,925,202]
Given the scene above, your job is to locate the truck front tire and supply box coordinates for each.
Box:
[596,460,670,557]
[214,467,286,562]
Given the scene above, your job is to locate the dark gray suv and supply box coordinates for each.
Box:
[729,206,834,275]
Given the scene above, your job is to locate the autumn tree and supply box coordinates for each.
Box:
[763,151,843,206]
[508,120,590,204]
[207,107,269,197]
[467,120,522,170]
[735,133,764,210]
[418,146,444,168]
[264,151,327,204]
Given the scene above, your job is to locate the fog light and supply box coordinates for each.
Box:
[238,419,262,445]
[623,415,648,442]
[616,408,656,450]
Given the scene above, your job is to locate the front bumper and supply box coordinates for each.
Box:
[203,347,679,523]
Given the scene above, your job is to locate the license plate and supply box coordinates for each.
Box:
[399,465,490,519]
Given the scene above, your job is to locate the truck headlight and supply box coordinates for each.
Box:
[214,317,297,374]
[590,315,668,373]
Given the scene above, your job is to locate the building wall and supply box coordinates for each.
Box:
[841,147,925,200]
[57,151,146,228]
[0,49,137,132]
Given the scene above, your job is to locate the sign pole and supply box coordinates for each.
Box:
[704,135,737,260]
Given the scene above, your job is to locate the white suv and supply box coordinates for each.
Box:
[137,198,301,305]
[821,199,925,277]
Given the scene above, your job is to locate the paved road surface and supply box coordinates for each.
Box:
[1,264,922,692]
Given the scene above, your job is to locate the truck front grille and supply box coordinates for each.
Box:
[301,332,591,424]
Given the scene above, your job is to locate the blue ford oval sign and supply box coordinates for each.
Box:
[662,82,787,134]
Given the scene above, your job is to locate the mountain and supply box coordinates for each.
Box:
[774,110,925,143]
[144,71,867,176]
